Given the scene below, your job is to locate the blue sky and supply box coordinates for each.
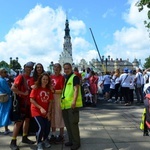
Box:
[0,0,149,70]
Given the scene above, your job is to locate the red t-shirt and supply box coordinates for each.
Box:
[14,74,31,105]
[74,71,82,80]
[29,77,35,87]
[50,74,65,90]
[30,87,53,117]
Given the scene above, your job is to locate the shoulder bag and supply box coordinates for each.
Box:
[10,92,22,121]
[0,93,9,103]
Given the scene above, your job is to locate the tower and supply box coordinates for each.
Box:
[59,18,73,66]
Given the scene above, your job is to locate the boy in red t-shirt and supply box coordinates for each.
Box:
[10,61,35,150]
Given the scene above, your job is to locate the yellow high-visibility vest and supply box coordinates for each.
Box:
[61,74,83,109]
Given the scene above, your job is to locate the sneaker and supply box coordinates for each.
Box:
[10,139,19,150]
[107,99,112,102]
[43,139,51,148]
[125,103,131,106]
[37,142,43,150]
[49,135,56,144]
[22,135,35,144]
[4,129,10,135]
[114,100,119,104]
[55,135,64,143]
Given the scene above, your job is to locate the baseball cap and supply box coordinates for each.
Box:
[24,61,35,68]
[124,68,128,73]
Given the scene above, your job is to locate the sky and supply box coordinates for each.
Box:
[0,0,150,70]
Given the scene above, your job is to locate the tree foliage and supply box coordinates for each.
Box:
[0,60,9,69]
[0,59,21,72]
[136,0,150,30]
[136,1,150,68]
[143,56,150,68]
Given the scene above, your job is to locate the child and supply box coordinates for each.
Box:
[30,72,53,150]
[84,85,93,103]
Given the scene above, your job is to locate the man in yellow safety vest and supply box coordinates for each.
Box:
[61,62,83,150]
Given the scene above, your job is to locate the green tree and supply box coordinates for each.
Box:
[10,59,21,71]
[0,60,9,69]
[136,0,150,30]
[143,56,150,68]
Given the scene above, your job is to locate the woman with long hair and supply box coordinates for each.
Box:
[30,63,45,88]
[89,71,98,106]
[49,63,65,143]
[30,72,53,150]
[113,69,121,103]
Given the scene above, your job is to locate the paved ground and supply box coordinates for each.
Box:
[0,98,149,150]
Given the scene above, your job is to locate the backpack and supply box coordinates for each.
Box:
[144,94,150,124]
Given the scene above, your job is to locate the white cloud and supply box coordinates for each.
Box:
[105,0,150,66]
[0,5,92,70]
[73,49,98,64]
[72,37,91,51]
[73,38,98,63]
[70,20,86,36]
[1,0,150,71]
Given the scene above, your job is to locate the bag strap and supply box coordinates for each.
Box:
[121,75,128,85]
[21,75,30,91]
[112,76,117,82]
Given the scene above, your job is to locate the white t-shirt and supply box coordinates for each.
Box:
[129,74,135,89]
[110,75,116,89]
[135,72,144,85]
[119,73,132,88]
[98,75,104,84]
[102,74,111,85]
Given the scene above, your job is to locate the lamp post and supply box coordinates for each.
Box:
[72,63,75,70]
[49,61,54,74]
[105,58,108,72]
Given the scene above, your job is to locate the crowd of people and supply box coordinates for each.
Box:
[0,62,83,150]
[83,67,150,106]
[1,61,150,150]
